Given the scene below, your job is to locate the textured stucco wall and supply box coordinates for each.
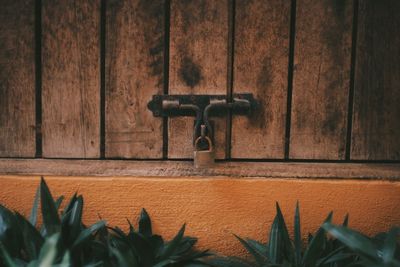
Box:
[0,175,399,256]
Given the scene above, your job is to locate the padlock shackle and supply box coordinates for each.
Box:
[194,136,213,152]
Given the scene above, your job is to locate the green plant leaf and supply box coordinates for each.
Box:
[172,235,196,256]
[150,234,164,255]
[126,231,154,265]
[234,235,267,266]
[315,246,348,266]
[184,263,212,267]
[110,246,139,267]
[275,203,293,262]
[29,186,40,226]
[294,201,301,266]
[246,239,268,256]
[0,205,20,257]
[63,193,77,215]
[342,214,349,227]
[268,214,283,264]
[382,227,399,264]
[159,224,186,260]
[138,208,152,237]
[54,196,64,211]
[37,233,59,267]
[40,178,61,235]
[178,249,212,263]
[15,213,44,260]
[68,195,84,242]
[82,262,104,267]
[72,220,106,249]
[127,219,135,234]
[0,241,17,267]
[319,252,354,266]
[322,222,378,262]
[302,212,332,266]
[153,259,176,267]
[53,251,71,267]
[204,256,254,267]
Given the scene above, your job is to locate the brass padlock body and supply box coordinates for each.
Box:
[194,150,215,168]
[194,136,215,168]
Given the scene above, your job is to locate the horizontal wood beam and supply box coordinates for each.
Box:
[0,159,399,180]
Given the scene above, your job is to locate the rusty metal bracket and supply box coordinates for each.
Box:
[147,94,257,143]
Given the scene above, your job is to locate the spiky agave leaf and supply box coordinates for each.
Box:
[231,203,358,267]
[323,223,400,266]
[29,186,40,226]
[323,223,378,261]
[301,212,332,266]
[234,235,268,266]
[36,233,60,266]
[1,178,107,266]
[203,256,254,267]
[0,233,71,267]
[0,205,21,258]
[40,178,61,236]
[294,202,301,266]
[138,208,152,237]
[382,228,400,264]
[268,214,284,265]
[15,212,44,260]
[109,210,211,266]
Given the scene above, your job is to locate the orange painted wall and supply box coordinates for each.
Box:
[0,175,399,256]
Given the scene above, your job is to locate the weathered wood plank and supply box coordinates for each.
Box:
[169,0,228,159]
[231,0,290,159]
[351,0,400,160]
[42,1,100,158]
[290,0,353,159]
[0,0,35,157]
[1,159,399,180]
[106,0,165,159]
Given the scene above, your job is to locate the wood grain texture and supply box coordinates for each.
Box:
[351,0,400,160]
[290,0,353,159]
[0,0,35,157]
[42,1,100,158]
[106,0,165,158]
[1,159,400,180]
[169,0,228,159]
[231,0,290,159]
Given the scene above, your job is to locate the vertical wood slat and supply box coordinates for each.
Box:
[105,0,165,159]
[351,0,400,160]
[289,0,353,159]
[231,0,290,159]
[42,1,100,158]
[0,0,36,157]
[169,0,228,159]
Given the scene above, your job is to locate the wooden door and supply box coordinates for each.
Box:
[1,0,400,162]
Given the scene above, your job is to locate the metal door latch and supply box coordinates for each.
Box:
[147,94,257,167]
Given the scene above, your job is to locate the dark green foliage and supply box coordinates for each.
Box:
[207,202,358,267]
[0,177,106,266]
[323,223,400,267]
[107,208,211,267]
[1,233,71,267]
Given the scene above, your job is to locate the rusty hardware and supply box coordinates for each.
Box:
[147,93,257,167]
[147,94,256,141]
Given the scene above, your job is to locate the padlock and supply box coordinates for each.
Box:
[193,136,215,168]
